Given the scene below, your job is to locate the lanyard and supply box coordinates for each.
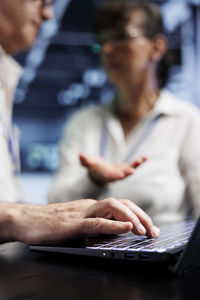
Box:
[100,114,163,162]
[3,122,20,176]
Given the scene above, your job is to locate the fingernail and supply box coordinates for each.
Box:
[134,162,140,168]
[139,224,146,234]
[152,226,160,237]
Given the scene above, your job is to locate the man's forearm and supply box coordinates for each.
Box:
[0,202,16,243]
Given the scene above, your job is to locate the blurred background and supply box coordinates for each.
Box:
[13,0,200,203]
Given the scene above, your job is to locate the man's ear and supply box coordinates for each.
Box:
[150,35,167,62]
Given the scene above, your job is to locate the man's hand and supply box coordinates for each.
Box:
[0,198,159,245]
[81,198,160,238]
[79,152,147,185]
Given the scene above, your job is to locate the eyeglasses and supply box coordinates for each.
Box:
[94,27,142,51]
[41,0,54,7]
[32,0,54,8]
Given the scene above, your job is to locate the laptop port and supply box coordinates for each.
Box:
[139,253,150,259]
[110,252,115,257]
[124,253,135,259]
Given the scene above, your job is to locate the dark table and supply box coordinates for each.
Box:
[0,242,199,300]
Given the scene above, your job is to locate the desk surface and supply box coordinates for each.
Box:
[0,242,199,300]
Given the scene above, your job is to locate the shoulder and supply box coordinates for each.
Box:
[0,46,22,78]
[68,104,108,124]
[62,105,109,138]
[161,89,200,120]
[61,104,110,142]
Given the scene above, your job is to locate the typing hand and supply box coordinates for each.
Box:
[81,198,160,238]
[1,198,159,245]
[79,152,147,185]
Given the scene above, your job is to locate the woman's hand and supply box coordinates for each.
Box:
[79,152,147,185]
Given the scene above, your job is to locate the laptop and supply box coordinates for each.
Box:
[30,217,200,276]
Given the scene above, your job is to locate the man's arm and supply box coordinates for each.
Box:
[0,198,160,245]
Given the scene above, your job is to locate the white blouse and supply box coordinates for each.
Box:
[48,90,200,226]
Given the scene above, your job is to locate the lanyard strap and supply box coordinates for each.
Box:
[3,122,20,176]
[100,114,163,162]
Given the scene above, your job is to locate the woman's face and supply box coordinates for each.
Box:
[100,10,164,86]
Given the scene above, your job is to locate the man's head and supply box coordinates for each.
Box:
[0,0,54,54]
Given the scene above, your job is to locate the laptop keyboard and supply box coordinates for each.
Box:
[86,220,195,253]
